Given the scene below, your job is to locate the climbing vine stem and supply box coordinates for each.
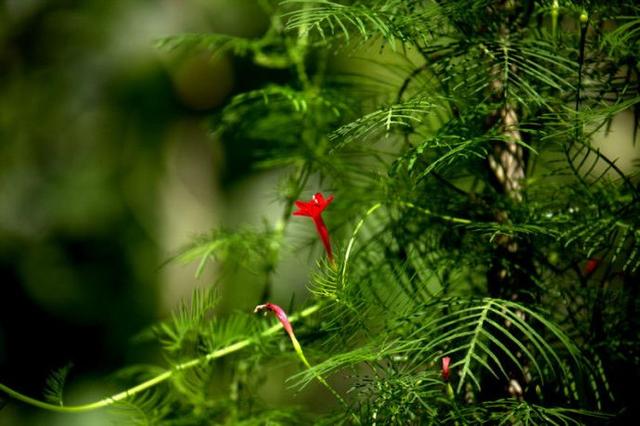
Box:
[0,304,322,413]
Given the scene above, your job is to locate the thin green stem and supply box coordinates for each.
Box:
[399,201,473,225]
[340,203,382,289]
[263,164,310,300]
[289,334,348,408]
[0,304,322,413]
[456,301,491,394]
[291,2,310,88]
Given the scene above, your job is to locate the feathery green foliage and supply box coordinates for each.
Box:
[1,0,639,424]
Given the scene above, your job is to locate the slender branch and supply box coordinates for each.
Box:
[399,201,473,225]
[396,64,428,103]
[0,304,322,413]
[291,2,311,88]
[575,12,588,112]
[288,333,348,408]
[340,203,383,289]
[565,11,592,193]
[263,164,311,300]
[431,172,471,198]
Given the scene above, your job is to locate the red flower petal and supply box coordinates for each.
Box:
[292,193,335,263]
[313,193,333,209]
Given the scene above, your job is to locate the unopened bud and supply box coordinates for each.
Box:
[580,11,588,24]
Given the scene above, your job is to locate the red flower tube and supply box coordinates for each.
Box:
[293,192,335,264]
[254,303,294,339]
[254,302,347,406]
[442,356,451,381]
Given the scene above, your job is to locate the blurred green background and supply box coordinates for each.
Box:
[0,1,312,424]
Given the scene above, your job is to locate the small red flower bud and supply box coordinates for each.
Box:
[442,356,451,381]
[293,193,335,263]
[583,257,600,276]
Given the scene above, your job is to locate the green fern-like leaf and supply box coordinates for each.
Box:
[175,228,276,278]
[153,288,219,354]
[329,96,442,149]
[43,363,73,407]
[283,0,401,44]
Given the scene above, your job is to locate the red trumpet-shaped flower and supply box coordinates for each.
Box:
[293,192,335,264]
[441,356,451,381]
[254,302,294,338]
